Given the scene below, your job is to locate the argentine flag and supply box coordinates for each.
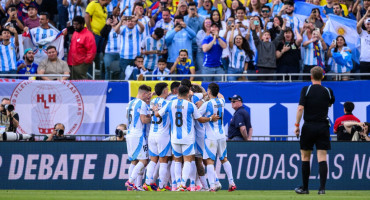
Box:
[322,14,360,64]
[294,2,327,23]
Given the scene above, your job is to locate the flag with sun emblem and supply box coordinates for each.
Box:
[322,14,360,64]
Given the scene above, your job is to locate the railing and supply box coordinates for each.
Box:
[0,74,70,80]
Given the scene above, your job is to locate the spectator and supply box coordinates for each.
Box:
[333,101,360,141]
[357,13,370,79]
[266,0,283,17]
[175,1,188,16]
[261,5,273,30]
[104,124,127,141]
[37,46,70,80]
[85,0,109,79]
[268,15,283,40]
[28,12,60,44]
[276,28,303,80]
[170,49,195,81]
[302,23,327,79]
[235,6,249,37]
[307,8,325,31]
[343,122,370,141]
[333,3,346,18]
[198,0,217,18]
[141,28,167,73]
[67,16,97,80]
[16,48,38,80]
[278,0,300,33]
[152,8,174,34]
[228,27,254,81]
[57,0,69,30]
[39,0,58,24]
[46,123,65,141]
[132,2,152,40]
[252,18,285,80]
[202,22,227,81]
[210,9,226,30]
[150,0,173,25]
[227,95,252,141]
[23,4,40,29]
[0,97,19,132]
[5,0,42,21]
[152,58,171,81]
[165,15,196,68]
[124,56,149,80]
[323,0,335,15]
[196,18,212,76]
[327,36,352,81]
[0,28,18,76]
[63,0,84,27]
[224,0,243,20]
[247,0,262,16]
[1,5,24,34]
[100,7,121,80]
[354,0,370,21]
[115,15,144,79]
[166,81,180,100]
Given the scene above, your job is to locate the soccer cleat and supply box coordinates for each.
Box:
[176,185,186,191]
[318,190,325,195]
[228,184,237,192]
[171,185,177,191]
[135,186,144,191]
[143,183,152,191]
[209,187,216,192]
[216,183,222,191]
[295,186,309,194]
[150,183,158,191]
[198,188,209,192]
[195,185,202,191]
[157,187,167,191]
[125,181,135,190]
[165,186,172,191]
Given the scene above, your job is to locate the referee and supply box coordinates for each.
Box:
[294,66,335,195]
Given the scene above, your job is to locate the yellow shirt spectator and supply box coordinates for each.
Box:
[85,0,108,36]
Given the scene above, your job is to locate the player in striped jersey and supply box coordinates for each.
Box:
[144,82,171,191]
[125,85,152,190]
[115,15,144,80]
[198,83,237,192]
[153,85,219,191]
[0,28,19,74]
[166,81,180,101]
[30,12,59,44]
[141,28,167,72]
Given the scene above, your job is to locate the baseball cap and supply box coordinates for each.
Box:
[24,48,32,55]
[229,94,243,102]
[27,4,37,10]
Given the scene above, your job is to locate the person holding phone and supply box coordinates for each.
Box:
[170,49,196,81]
[327,36,352,81]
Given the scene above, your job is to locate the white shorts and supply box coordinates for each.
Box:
[126,136,148,161]
[203,138,227,161]
[195,137,205,158]
[172,143,195,158]
[148,135,172,157]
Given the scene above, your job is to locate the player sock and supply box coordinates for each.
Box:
[199,175,209,189]
[223,161,235,185]
[206,165,216,189]
[214,170,220,186]
[195,174,201,187]
[129,162,144,183]
[181,161,191,186]
[145,161,156,185]
[302,161,310,190]
[174,162,182,186]
[166,161,172,186]
[153,161,160,182]
[319,161,328,190]
[189,161,196,187]
[136,167,144,187]
[159,163,168,188]
[128,163,135,180]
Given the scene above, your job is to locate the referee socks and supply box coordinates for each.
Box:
[319,161,328,190]
[302,161,310,190]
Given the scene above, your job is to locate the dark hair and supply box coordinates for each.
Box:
[283,27,295,44]
[134,55,144,62]
[344,101,355,114]
[158,58,167,64]
[310,66,324,81]
[154,27,165,39]
[132,2,144,15]
[333,3,342,9]
[178,85,190,97]
[39,12,50,19]
[208,83,219,97]
[1,97,10,102]
[365,122,370,134]
[188,2,197,7]
[155,82,168,96]
[7,5,16,12]
[54,123,65,130]
[72,16,85,25]
[179,49,188,55]
[261,5,271,11]
[236,6,246,14]
[248,0,261,12]
[174,15,184,21]
[46,45,56,51]
[180,79,192,88]
[191,84,203,93]
[234,34,254,61]
[170,82,181,92]
[253,16,264,30]
[138,84,152,93]
[1,28,10,34]
[334,35,347,52]
[162,8,171,14]
[210,10,222,29]
[202,18,211,31]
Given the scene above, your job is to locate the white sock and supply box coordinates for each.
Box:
[129,162,144,183]
[166,161,172,186]
[181,161,191,186]
[153,161,160,183]
[189,161,196,187]
[171,161,176,187]
[145,161,156,185]
[214,170,220,185]
[199,175,209,189]
[128,164,135,180]
[136,167,144,187]
[159,163,168,188]
[223,161,235,185]
[206,165,216,189]
[174,162,182,186]
[195,173,201,186]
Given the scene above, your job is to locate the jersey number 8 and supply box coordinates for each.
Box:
[175,112,183,127]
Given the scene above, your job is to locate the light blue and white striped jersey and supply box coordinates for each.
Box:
[152,67,171,81]
[192,93,205,139]
[106,0,118,14]
[303,35,324,66]
[30,27,58,43]
[198,98,226,140]
[141,36,167,70]
[126,98,148,138]
[229,45,250,69]
[0,41,17,72]
[119,25,142,59]
[105,29,122,54]
[158,99,202,144]
[154,19,174,32]
[281,14,301,32]
[120,0,135,16]
[138,17,151,41]
[67,0,83,22]
[166,94,177,101]
[149,97,170,137]
[330,47,352,73]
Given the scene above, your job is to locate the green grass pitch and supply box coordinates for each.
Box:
[1,190,370,200]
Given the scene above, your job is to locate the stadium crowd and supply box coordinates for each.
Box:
[0,0,369,81]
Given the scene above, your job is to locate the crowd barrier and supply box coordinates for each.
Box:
[0,142,369,190]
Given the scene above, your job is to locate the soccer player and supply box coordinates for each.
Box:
[153,85,219,191]
[166,81,180,101]
[144,82,171,191]
[125,85,152,190]
[199,83,237,192]
[0,27,19,75]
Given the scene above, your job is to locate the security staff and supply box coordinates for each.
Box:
[228,95,253,141]
[294,66,335,195]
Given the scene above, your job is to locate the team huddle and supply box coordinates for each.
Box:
[124,79,236,192]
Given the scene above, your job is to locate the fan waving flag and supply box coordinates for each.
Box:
[322,14,360,64]
[294,2,327,23]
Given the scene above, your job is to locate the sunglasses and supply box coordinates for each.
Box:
[231,100,239,103]
[262,10,270,13]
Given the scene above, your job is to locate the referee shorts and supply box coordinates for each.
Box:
[300,122,331,150]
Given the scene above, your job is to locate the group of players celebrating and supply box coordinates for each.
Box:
[124,79,236,192]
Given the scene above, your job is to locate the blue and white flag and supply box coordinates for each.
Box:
[322,14,360,64]
[294,2,327,23]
